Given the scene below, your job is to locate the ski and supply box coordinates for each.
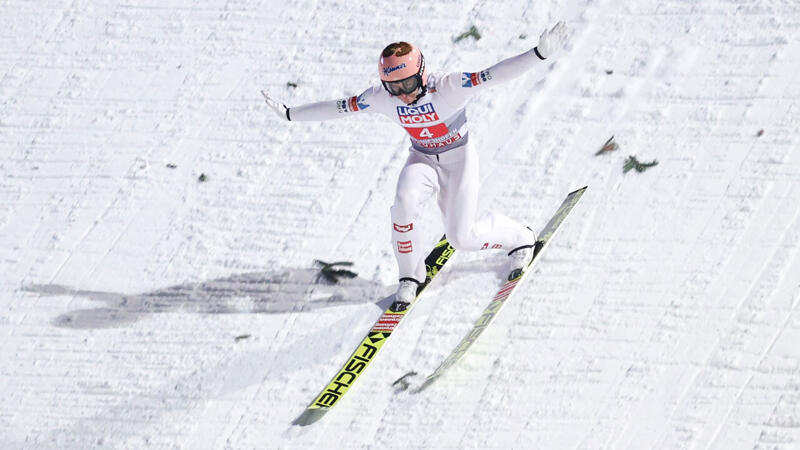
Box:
[414,186,587,393]
[292,235,456,426]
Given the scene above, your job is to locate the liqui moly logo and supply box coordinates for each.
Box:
[397,103,439,124]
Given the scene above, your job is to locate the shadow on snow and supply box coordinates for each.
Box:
[22,268,394,329]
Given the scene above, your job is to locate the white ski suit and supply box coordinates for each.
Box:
[287,46,550,282]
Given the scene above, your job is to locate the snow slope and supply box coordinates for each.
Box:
[2,0,799,448]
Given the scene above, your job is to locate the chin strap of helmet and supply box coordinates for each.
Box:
[410,85,427,105]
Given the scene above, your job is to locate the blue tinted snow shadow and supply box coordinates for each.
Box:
[22,268,389,329]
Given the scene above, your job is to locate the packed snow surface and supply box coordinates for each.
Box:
[2,0,800,448]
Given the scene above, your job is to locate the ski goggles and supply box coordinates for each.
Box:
[381,73,423,96]
[382,54,426,96]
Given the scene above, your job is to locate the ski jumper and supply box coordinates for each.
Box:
[287,46,549,282]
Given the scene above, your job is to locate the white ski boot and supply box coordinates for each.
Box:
[508,228,537,280]
[390,278,420,312]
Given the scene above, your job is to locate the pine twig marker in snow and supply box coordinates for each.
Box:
[454,25,481,42]
[314,260,358,284]
[623,156,659,174]
[391,371,418,392]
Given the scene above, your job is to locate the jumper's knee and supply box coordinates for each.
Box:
[391,190,422,222]
[446,228,474,251]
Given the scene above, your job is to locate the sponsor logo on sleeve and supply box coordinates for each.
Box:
[461,70,492,88]
[357,93,369,110]
[337,93,370,113]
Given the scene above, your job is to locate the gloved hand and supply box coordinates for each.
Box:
[535,21,567,59]
[261,90,290,121]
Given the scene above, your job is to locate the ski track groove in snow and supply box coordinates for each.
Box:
[708,186,800,447]
[2,0,800,448]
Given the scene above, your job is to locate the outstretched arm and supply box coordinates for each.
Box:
[438,21,568,102]
[261,88,374,122]
[483,21,567,83]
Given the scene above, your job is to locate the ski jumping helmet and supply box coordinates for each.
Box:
[379,42,428,98]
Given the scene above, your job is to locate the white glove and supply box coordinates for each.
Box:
[535,21,567,59]
[261,90,290,121]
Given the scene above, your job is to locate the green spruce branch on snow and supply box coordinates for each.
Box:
[454,25,481,42]
[623,155,659,174]
[314,260,358,284]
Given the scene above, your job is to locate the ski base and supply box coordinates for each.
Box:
[414,186,587,393]
[292,235,455,426]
